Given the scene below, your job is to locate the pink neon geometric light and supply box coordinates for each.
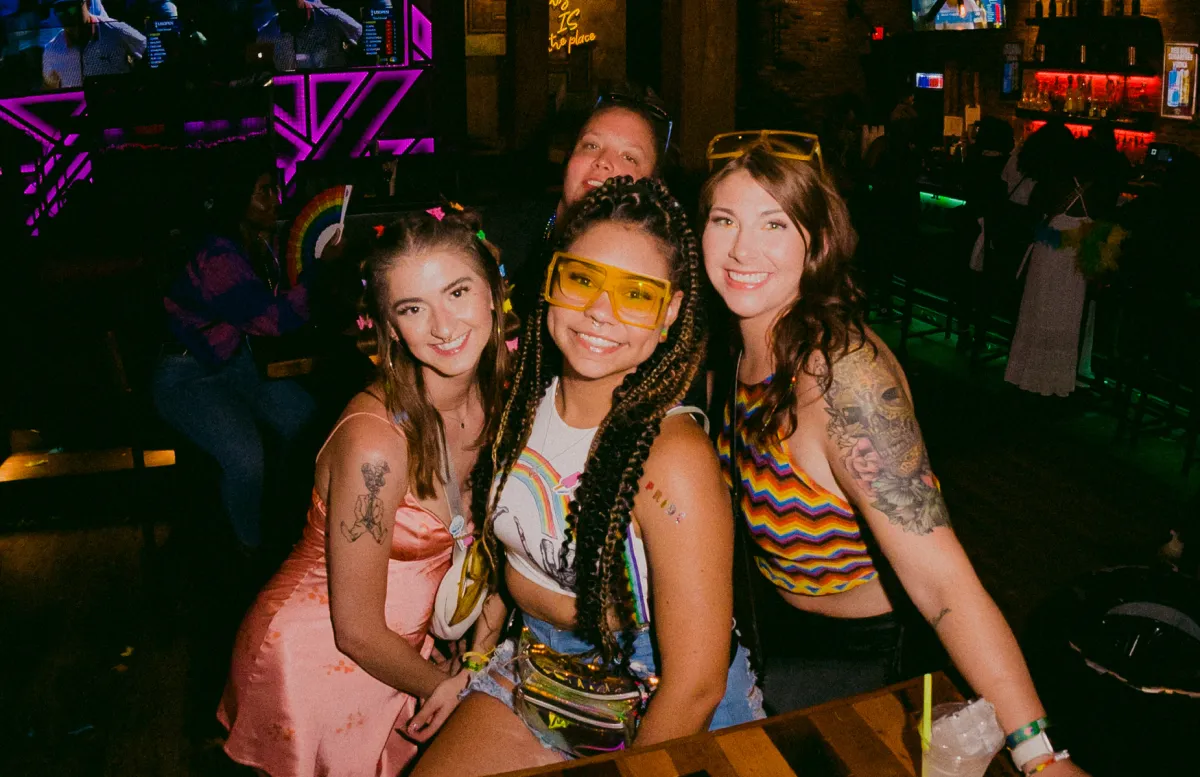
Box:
[0,90,89,234]
[272,66,432,185]
[411,6,432,61]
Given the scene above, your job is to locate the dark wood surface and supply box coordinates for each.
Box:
[0,449,175,483]
[496,673,1019,777]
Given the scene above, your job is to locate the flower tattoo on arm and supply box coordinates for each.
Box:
[823,348,950,536]
[341,461,390,544]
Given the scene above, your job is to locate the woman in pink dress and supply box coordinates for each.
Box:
[218,207,513,777]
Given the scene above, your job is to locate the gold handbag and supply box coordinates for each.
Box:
[511,627,656,757]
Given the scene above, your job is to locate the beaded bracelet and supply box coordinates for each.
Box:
[1027,750,1071,774]
[461,650,491,673]
[1006,717,1051,749]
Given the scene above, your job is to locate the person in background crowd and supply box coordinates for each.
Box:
[41,0,145,88]
[861,98,921,310]
[497,85,673,326]
[820,92,866,203]
[1076,125,1130,222]
[152,148,324,553]
[1005,134,1102,398]
[256,0,360,71]
[704,142,1090,777]
[220,208,511,777]
[963,116,1016,352]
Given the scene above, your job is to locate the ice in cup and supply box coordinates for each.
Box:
[922,699,1005,777]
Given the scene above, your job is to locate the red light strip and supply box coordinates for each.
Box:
[1033,70,1160,85]
[1027,120,1156,142]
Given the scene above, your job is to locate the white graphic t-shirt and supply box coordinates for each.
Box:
[491,378,652,624]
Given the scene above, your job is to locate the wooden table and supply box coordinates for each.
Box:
[0,448,175,483]
[497,672,1019,777]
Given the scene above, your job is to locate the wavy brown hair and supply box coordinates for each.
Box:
[358,207,515,500]
[473,177,707,661]
[700,141,870,446]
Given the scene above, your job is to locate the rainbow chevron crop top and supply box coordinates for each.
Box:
[718,377,879,596]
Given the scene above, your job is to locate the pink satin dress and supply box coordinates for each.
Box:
[217,412,460,777]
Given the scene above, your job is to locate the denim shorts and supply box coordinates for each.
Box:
[463,613,765,755]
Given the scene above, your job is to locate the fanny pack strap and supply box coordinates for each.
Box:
[438,423,466,538]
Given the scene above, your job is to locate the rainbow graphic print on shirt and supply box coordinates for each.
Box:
[509,448,572,541]
[717,379,878,596]
[506,448,651,624]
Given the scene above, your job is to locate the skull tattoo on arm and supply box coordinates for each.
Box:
[823,348,950,536]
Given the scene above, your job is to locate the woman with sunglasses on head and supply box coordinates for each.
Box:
[218,208,512,777]
[501,86,673,325]
[704,143,1089,777]
[410,177,763,777]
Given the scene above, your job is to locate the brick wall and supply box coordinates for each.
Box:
[746,0,910,126]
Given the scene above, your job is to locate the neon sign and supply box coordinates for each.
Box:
[548,0,596,54]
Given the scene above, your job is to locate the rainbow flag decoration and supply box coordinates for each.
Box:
[287,185,353,286]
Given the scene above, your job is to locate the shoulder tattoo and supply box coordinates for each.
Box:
[823,348,950,535]
[641,479,687,524]
[340,461,391,544]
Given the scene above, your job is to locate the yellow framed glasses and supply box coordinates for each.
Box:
[706,130,825,174]
[542,252,672,330]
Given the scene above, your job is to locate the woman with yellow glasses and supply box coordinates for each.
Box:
[410,177,763,777]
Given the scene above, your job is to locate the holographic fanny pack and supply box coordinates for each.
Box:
[511,627,656,757]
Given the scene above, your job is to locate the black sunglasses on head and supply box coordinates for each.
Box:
[594,93,674,153]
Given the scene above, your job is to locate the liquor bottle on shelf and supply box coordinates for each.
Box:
[1113,0,1125,15]
[1035,0,1044,18]
[1049,0,1057,17]
[1067,0,1074,15]
[1131,0,1140,15]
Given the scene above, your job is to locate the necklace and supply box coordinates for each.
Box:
[438,392,474,431]
[542,211,557,243]
[443,407,470,430]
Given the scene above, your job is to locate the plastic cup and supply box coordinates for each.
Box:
[922,701,1004,777]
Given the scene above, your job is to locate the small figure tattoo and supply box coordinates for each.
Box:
[341,461,390,544]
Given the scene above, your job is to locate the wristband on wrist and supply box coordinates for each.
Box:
[461,650,491,673]
[1007,717,1051,749]
[1027,750,1071,774]
[1011,732,1055,772]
